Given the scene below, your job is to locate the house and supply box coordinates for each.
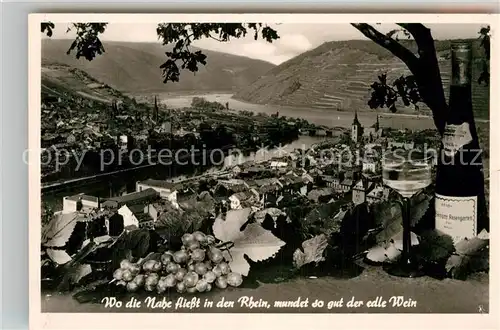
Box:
[307,188,336,203]
[362,156,381,174]
[270,161,288,169]
[339,178,354,193]
[117,203,159,230]
[228,189,260,209]
[388,141,415,150]
[366,184,391,205]
[363,115,383,142]
[102,188,159,209]
[62,194,100,213]
[136,179,178,199]
[352,178,376,205]
[213,179,250,197]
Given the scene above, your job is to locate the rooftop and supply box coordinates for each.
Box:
[138,179,178,190]
[64,193,99,203]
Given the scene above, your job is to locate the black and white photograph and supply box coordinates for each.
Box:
[31,14,495,321]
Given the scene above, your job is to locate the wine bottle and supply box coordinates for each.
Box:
[435,41,488,244]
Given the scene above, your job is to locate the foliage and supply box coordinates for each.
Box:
[212,208,285,276]
[351,23,490,136]
[445,231,489,279]
[191,97,225,111]
[43,22,279,84]
[41,212,80,248]
[292,234,329,269]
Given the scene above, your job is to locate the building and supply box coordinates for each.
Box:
[117,203,159,229]
[366,184,391,205]
[136,179,178,199]
[62,194,100,213]
[102,188,159,209]
[352,178,376,205]
[363,115,383,142]
[351,110,363,143]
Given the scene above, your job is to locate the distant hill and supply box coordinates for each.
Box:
[233,39,489,119]
[42,39,276,94]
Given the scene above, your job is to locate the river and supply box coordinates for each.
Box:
[159,92,439,131]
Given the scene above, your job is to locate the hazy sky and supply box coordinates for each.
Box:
[47,23,484,65]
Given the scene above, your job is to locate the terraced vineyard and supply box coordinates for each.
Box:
[234,40,489,119]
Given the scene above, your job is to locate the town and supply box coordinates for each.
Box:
[49,111,442,244]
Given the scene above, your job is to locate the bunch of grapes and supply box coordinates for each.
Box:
[112,231,243,294]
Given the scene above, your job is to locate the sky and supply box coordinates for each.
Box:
[47,23,485,65]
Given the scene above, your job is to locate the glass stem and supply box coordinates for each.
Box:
[401,197,412,265]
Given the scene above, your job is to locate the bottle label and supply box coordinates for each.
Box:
[442,122,473,157]
[435,194,477,244]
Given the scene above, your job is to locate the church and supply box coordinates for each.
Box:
[351,111,383,143]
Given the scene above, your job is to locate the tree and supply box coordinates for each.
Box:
[350,23,490,135]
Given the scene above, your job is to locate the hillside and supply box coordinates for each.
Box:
[233,39,489,118]
[42,39,276,93]
[42,63,125,105]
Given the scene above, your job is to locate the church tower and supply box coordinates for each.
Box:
[351,110,363,143]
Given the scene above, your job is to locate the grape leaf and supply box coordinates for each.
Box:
[46,249,72,265]
[213,208,286,276]
[42,212,81,247]
[414,230,455,263]
[366,243,401,263]
[69,264,92,284]
[410,193,431,226]
[445,235,489,279]
[293,234,329,269]
[391,230,419,250]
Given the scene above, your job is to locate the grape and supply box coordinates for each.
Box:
[133,274,145,287]
[120,259,132,270]
[160,252,173,265]
[116,280,127,286]
[165,274,177,288]
[176,281,186,293]
[157,277,168,294]
[122,269,133,282]
[194,262,208,276]
[113,268,124,281]
[219,262,230,275]
[145,273,159,287]
[196,279,208,292]
[187,241,200,251]
[184,272,199,288]
[186,286,197,293]
[191,249,206,262]
[153,261,162,273]
[204,260,213,270]
[142,260,157,273]
[175,268,188,281]
[173,250,189,264]
[165,262,180,274]
[181,233,196,246]
[208,247,224,264]
[226,272,243,287]
[126,281,139,292]
[215,276,227,289]
[129,263,141,276]
[192,231,208,246]
[187,263,196,272]
[212,265,222,277]
[203,271,216,283]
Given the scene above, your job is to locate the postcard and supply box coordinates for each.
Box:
[29,13,498,330]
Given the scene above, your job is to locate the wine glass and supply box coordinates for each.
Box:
[381,148,433,277]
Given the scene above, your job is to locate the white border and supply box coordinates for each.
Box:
[29,13,499,330]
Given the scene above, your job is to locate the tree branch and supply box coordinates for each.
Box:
[350,23,419,72]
